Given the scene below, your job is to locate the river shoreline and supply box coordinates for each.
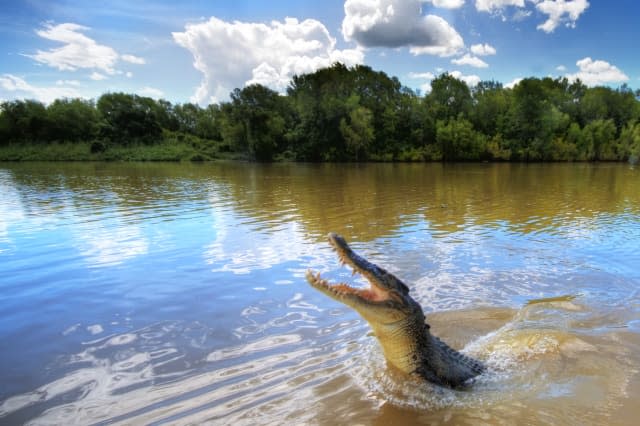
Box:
[1,141,637,163]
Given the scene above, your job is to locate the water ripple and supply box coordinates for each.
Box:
[1,162,639,425]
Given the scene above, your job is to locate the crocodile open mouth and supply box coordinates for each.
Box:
[305,270,391,303]
[305,233,393,303]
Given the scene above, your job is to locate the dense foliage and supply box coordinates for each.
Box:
[1,63,640,162]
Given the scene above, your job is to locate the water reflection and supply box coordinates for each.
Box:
[3,162,639,243]
[0,162,639,425]
[203,163,640,242]
[0,170,25,252]
[72,200,149,268]
[203,188,315,275]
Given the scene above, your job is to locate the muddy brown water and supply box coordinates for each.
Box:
[0,162,639,425]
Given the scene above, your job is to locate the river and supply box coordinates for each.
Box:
[0,162,639,425]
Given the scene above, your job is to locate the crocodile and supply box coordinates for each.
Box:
[306,233,485,388]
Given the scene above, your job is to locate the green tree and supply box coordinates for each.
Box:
[152,99,180,132]
[508,78,555,160]
[426,73,472,122]
[579,119,617,160]
[288,63,355,160]
[97,93,162,143]
[0,100,48,144]
[173,103,200,134]
[618,121,640,164]
[46,98,99,142]
[287,63,412,161]
[340,104,374,161]
[471,80,510,137]
[221,84,289,161]
[580,86,639,133]
[195,104,223,140]
[485,133,512,160]
[436,117,487,161]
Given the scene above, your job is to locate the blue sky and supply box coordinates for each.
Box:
[1,0,638,105]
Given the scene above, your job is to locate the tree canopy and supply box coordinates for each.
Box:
[1,63,639,162]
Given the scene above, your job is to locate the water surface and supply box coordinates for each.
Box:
[1,162,639,425]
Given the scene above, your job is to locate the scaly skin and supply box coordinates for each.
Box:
[306,233,484,388]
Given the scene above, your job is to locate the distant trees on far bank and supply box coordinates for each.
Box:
[1,63,640,163]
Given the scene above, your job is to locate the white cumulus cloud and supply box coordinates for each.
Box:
[470,43,496,56]
[56,79,81,86]
[27,23,120,74]
[408,71,436,79]
[535,0,590,33]
[89,72,107,81]
[139,86,164,98]
[0,74,82,104]
[450,70,481,86]
[173,16,364,104]
[504,77,523,88]
[121,54,146,65]
[475,0,589,33]
[475,0,525,12]
[512,9,532,21]
[451,53,489,68]
[424,0,466,9]
[26,23,147,78]
[565,57,628,86]
[342,0,464,57]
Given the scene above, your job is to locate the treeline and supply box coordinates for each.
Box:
[1,63,640,162]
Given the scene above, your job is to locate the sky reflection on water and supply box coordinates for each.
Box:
[0,162,639,425]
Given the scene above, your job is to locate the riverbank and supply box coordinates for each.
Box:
[0,138,251,162]
[2,142,638,163]
[0,141,198,162]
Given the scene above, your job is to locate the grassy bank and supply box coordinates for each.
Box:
[0,133,248,162]
[0,141,197,161]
